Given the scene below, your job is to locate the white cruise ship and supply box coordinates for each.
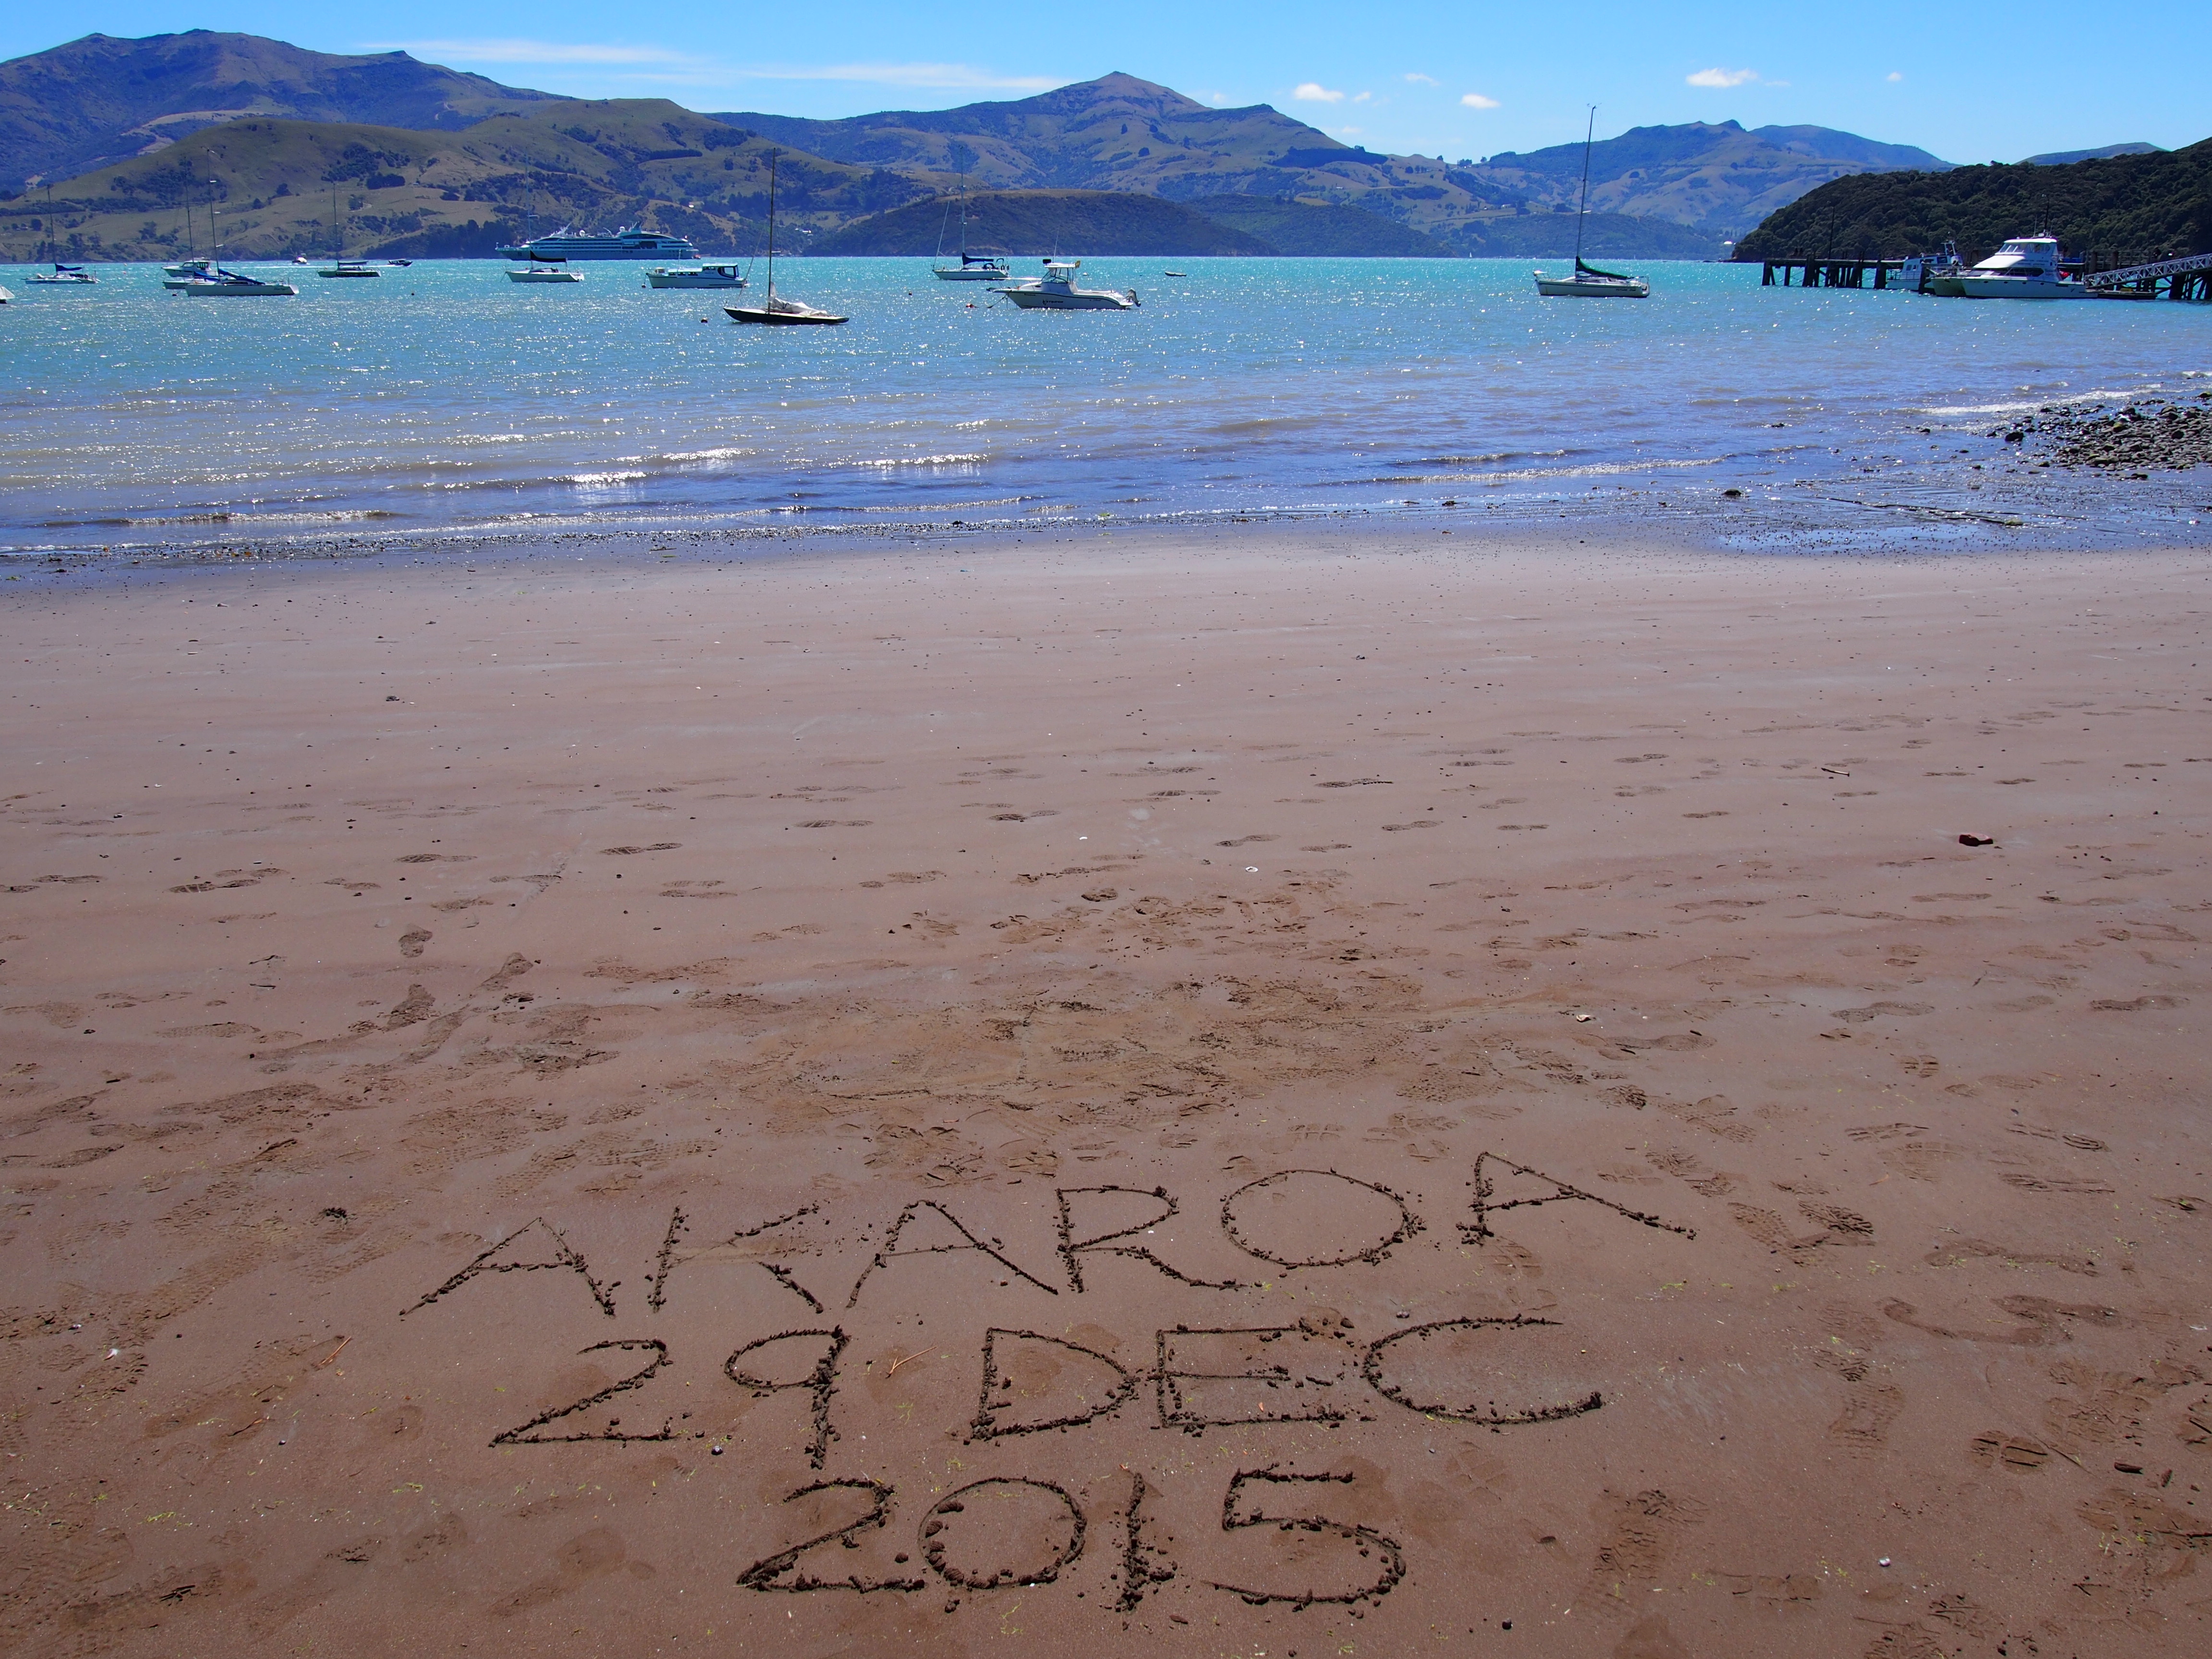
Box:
[493,225,699,261]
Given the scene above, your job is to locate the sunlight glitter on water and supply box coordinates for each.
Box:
[1,257,2207,550]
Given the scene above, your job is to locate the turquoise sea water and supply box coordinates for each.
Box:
[0,257,2207,553]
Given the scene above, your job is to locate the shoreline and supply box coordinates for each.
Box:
[8,462,2212,576]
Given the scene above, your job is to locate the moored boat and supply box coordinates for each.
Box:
[724,156,847,325]
[1956,235,2092,300]
[1535,107,1648,300]
[1534,261,1649,299]
[993,259,1139,311]
[496,226,699,261]
[932,174,1010,281]
[646,264,749,289]
[508,251,583,284]
[26,263,96,286]
[182,266,298,297]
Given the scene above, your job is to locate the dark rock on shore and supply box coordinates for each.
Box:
[1994,390,2212,473]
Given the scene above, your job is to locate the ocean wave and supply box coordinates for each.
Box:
[1363,457,1726,485]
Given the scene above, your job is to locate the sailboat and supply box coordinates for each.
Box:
[726,156,847,325]
[932,171,1009,281]
[1534,108,1649,299]
[320,186,380,277]
[26,263,96,286]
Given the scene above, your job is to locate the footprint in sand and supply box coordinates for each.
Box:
[398,928,432,959]
[1968,1431,2053,1471]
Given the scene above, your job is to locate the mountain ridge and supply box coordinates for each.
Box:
[0,32,1967,257]
[0,30,557,193]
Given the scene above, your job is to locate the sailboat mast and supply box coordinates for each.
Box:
[1575,106,1594,267]
[765,155,778,303]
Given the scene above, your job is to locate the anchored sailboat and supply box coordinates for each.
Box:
[932,171,1009,282]
[725,156,847,325]
[1534,108,1649,299]
[320,186,380,277]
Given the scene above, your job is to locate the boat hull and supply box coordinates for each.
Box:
[184,281,298,296]
[1534,275,1648,298]
[494,234,699,261]
[318,267,380,279]
[1958,276,2093,300]
[508,270,582,283]
[933,266,1007,281]
[997,288,1136,310]
[724,305,846,325]
[646,267,748,289]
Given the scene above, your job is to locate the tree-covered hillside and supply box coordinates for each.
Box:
[1735,140,2212,263]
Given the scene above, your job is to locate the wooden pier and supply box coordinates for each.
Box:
[2083,251,2212,302]
[1760,257,1907,289]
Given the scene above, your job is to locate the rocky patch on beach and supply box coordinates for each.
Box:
[1993,389,2212,473]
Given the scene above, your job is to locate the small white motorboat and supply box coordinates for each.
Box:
[162,257,216,289]
[994,259,1139,311]
[1535,108,1648,299]
[27,263,96,286]
[1956,235,2092,300]
[182,266,298,297]
[646,264,749,289]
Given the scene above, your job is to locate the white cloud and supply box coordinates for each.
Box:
[368,38,700,67]
[1404,72,1439,86]
[1460,92,1501,109]
[1686,67,1759,88]
[1353,90,1372,104]
[1294,82,1346,104]
[1887,70,1904,83]
[1334,126,1364,137]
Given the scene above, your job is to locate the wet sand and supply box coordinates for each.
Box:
[2,528,2208,1658]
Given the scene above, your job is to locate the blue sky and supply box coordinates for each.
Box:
[10,4,2207,163]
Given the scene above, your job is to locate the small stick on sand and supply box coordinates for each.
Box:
[315,1336,350,1369]
[886,1346,935,1377]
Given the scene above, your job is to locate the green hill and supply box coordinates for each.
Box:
[0,101,925,262]
[0,30,557,196]
[1451,211,1722,260]
[1186,195,1450,256]
[1734,140,2212,262]
[809,190,1272,256]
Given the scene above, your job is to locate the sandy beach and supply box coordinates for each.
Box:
[1,526,2207,1658]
